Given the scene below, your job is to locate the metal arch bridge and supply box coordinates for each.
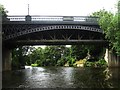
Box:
[2,15,107,46]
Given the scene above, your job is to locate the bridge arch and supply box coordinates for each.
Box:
[4,25,103,40]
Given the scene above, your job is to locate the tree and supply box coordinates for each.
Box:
[30,47,44,66]
[0,4,8,20]
[29,45,75,67]
[12,46,30,69]
[87,45,105,60]
[91,0,120,55]
[71,45,88,60]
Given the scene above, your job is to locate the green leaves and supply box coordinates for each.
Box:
[92,9,113,34]
[0,4,8,18]
[91,0,120,56]
[71,45,88,60]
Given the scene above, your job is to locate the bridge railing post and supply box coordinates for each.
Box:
[25,15,31,22]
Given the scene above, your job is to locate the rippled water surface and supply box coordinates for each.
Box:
[2,67,120,88]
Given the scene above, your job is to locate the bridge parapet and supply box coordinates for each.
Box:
[4,15,99,22]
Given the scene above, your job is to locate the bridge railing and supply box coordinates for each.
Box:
[6,16,26,21]
[5,15,99,22]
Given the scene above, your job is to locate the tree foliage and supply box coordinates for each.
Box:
[17,45,104,67]
[0,4,8,17]
[12,46,30,69]
[71,45,88,60]
[33,45,71,66]
[91,0,120,55]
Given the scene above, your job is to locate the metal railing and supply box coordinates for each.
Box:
[5,15,99,22]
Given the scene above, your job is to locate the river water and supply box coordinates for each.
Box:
[2,66,120,89]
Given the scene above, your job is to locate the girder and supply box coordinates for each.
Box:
[5,40,108,46]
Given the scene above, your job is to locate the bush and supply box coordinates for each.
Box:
[96,59,108,67]
[31,64,38,67]
[84,59,108,67]
[35,59,42,66]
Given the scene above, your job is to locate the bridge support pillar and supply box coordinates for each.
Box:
[2,46,12,71]
[105,49,120,67]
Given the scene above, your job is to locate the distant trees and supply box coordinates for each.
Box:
[27,45,72,66]
[11,45,104,68]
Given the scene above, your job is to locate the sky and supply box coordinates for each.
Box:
[1,0,118,16]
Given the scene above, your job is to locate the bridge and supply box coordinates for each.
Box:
[2,15,107,46]
[2,15,108,71]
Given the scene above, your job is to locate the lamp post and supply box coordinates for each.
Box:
[25,4,31,21]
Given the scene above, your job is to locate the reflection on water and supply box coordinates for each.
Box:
[2,67,120,88]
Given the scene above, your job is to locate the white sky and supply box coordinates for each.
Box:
[1,0,118,16]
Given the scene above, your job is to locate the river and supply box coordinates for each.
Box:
[2,66,120,89]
